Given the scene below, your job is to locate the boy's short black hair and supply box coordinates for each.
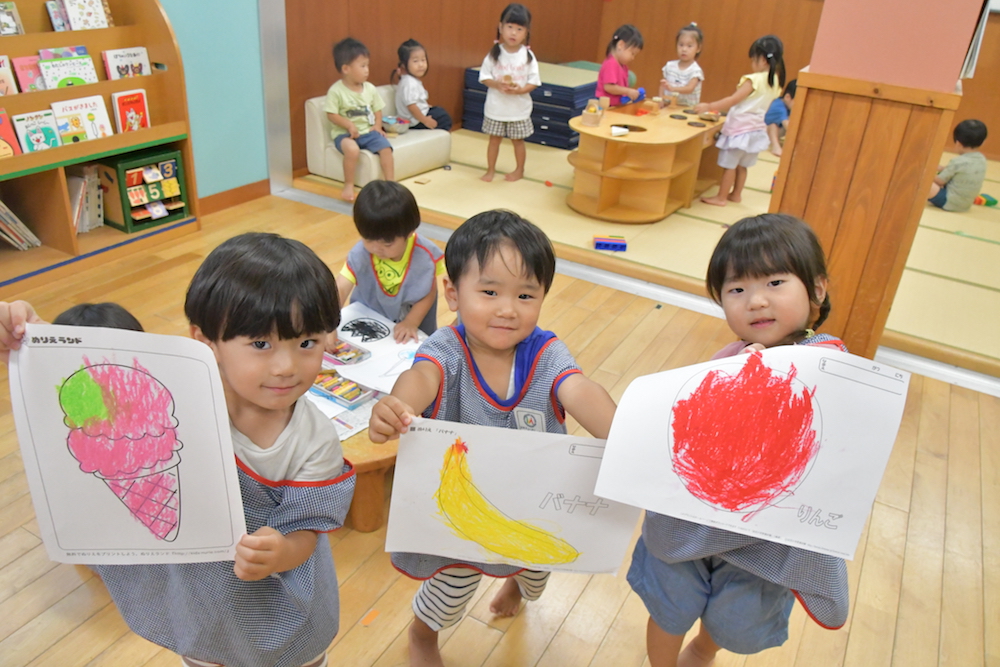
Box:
[53,303,144,332]
[333,37,369,73]
[445,210,555,293]
[784,79,797,99]
[185,232,340,342]
[954,119,987,148]
[354,181,421,242]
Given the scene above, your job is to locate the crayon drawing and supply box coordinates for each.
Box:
[435,437,579,565]
[60,359,183,541]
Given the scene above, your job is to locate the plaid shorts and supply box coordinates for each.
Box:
[482,117,534,140]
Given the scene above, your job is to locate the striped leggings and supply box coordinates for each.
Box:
[413,567,550,631]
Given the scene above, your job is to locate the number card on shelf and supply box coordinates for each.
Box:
[159,159,177,179]
[160,177,181,197]
[127,185,149,206]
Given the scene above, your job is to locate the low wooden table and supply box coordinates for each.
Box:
[567,103,722,223]
[341,430,397,533]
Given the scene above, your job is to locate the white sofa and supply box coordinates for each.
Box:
[305,85,451,187]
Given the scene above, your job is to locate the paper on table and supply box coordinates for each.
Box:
[386,418,642,574]
[333,302,424,394]
[595,346,910,560]
[9,324,246,564]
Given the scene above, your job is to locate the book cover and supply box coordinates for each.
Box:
[12,110,62,153]
[0,2,23,36]
[103,47,151,79]
[62,0,107,30]
[0,108,22,158]
[46,0,70,31]
[13,56,46,92]
[39,46,88,60]
[0,56,18,96]
[50,95,113,144]
[100,0,113,26]
[39,56,99,89]
[111,89,149,133]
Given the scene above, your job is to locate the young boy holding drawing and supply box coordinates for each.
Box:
[368,209,617,667]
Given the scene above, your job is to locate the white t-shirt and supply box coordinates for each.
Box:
[396,74,429,123]
[662,60,704,107]
[478,46,541,122]
[231,395,345,482]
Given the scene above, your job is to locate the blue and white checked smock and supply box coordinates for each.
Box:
[639,333,851,629]
[97,410,356,667]
[392,324,582,579]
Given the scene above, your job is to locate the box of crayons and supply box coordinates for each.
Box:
[310,369,373,409]
[323,338,370,365]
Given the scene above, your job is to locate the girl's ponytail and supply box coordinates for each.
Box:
[749,35,785,89]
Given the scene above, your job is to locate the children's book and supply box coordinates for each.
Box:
[39,56,99,89]
[62,0,108,30]
[13,56,46,93]
[103,48,151,80]
[50,95,113,144]
[110,89,149,133]
[46,0,70,31]
[12,110,62,153]
[39,46,88,60]
[0,108,21,158]
[100,0,113,26]
[0,2,23,36]
[0,56,18,96]
[0,198,41,249]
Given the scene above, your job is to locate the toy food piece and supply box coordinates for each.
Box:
[698,112,720,122]
[503,74,513,84]
[610,125,629,137]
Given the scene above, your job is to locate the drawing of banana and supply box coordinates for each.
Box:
[435,438,580,564]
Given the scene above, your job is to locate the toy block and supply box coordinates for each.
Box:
[974,193,997,206]
[594,235,627,251]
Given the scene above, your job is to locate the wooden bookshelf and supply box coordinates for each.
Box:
[0,0,200,298]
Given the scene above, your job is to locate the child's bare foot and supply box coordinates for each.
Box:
[340,186,356,202]
[489,578,523,617]
[504,170,524,182]
[700,195,728,207]
[770,145,783,157]
[409,620,444,667]
[678,642,716,667]
[726,193,742,203]
[481,171,495,182]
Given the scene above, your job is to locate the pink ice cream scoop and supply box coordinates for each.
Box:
[59,359,183,541]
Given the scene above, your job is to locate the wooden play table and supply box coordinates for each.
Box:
[567,104,722,223]
[341,430,397,532]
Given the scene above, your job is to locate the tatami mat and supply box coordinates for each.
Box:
[299,130,1000,363]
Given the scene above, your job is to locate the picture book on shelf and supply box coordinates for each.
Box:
[111,89,150,133]
[13,56,46,92]
[103,48,151,80]
[0,2,23,36]
[39,56,99,89]
[12,110,62,153]
[0,198,42,250]
[0,108,22,158]
[39,46,88,60]
[50,95,113,144]
[63,0,108,30]
[46,0,70,31]
[0,57,18,96]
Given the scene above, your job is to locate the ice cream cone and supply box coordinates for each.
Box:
[101,461,181,541]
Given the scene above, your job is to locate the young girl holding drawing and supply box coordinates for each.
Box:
[628,213,848,667]
[368,210,617,667]
[479,3,541,182]
[660,23,704,108]
[596,24,644,107]
[393,38,452,131]
[695,35,785,207]
[1,235,355,667]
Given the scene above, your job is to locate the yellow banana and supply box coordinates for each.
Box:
[435,438,580,565]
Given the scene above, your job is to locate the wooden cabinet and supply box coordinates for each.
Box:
[0,0,200,298]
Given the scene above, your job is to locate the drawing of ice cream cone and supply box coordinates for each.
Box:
[59,359,183,541]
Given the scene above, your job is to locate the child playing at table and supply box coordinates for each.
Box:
[628,213,848,667]
[660,23,704,108]
[478,3,541,183]
[368,210,617,667]
[928,119,988,212]
[696,35,784,207]
[597,24,644,107]
[393,38,452,131]
[335,180,445,344]
[765,79,796,156]
[324,37,393,202]
[3,234,356,667]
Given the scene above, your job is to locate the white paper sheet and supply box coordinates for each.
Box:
[595,346,910,560]
[9,324,246,564]
[332,302,425,394]
[386,419,642,574]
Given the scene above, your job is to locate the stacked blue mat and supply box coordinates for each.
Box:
[461,65,597,150]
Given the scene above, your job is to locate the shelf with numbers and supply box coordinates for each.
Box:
[98,147,187,232]
[0,0,200,298]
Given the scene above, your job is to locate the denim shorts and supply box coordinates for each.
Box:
[928,184,948,208]
[334,130,393,154]
[627,536,794,654]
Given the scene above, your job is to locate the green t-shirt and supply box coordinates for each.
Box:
[939,151,987,212]
[322,80,385,138]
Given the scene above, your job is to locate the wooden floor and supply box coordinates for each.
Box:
[0,196,996,666]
